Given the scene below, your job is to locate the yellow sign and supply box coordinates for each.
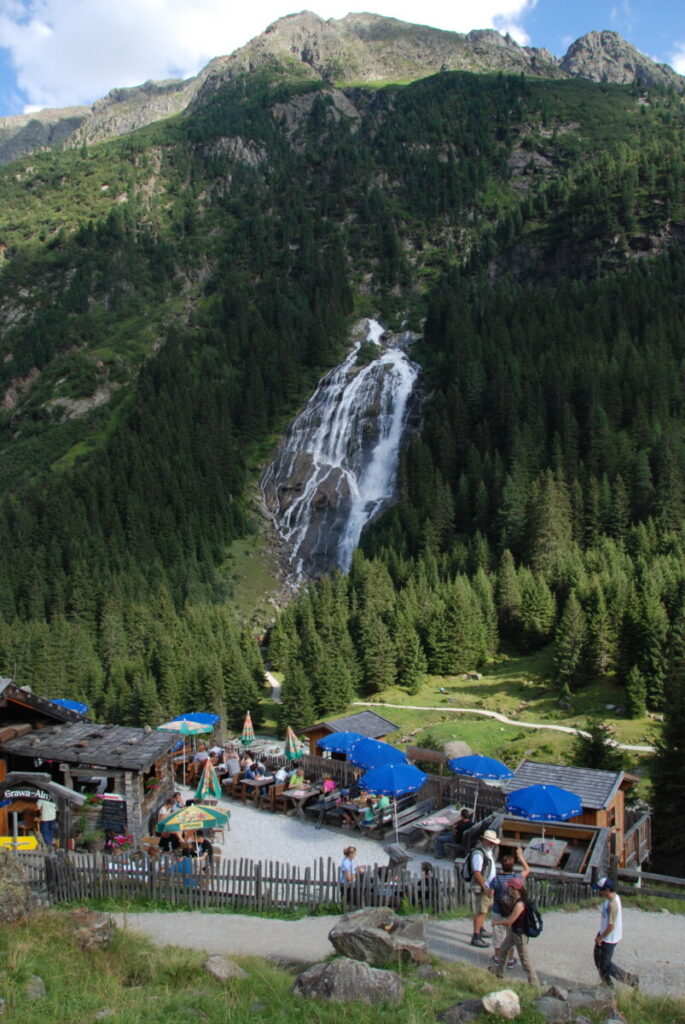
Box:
[0,836,39,850]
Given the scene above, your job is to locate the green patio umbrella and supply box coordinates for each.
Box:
[241,710,255,747]
[283,725,303,760]
[195,758,222,801]
[156,803,229,833]
[157,718,213,785]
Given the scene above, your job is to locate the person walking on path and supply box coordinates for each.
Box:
[593,877,639,988]
[491,846,530,968]
[490,877,540,987]
[469,828,500,947]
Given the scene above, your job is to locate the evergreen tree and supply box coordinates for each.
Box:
[554,590,587,691]
[624,664,647,718]
[571,719,625,772]
[279,658,316,734]
[651,610,685,874]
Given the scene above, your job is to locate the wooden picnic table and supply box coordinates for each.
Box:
[412,805,461,835]
[280,786,321,819]
[239,776,275,804]
[523,837,568,868]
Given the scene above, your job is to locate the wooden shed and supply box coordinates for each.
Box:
[0,679,84,837]
[303,710,399,757]
[0,720,178,847]
[503,759,649,867]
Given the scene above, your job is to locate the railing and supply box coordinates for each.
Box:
[14,848,597,913]
[622,812,651,866]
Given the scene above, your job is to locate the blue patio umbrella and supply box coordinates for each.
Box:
[358,762,428,841]
[51,698,88,716]
[448,754,513,817]
[347,737,408,770]
[317,731,366,754]
[172,712,220,726]
[505,784,582,822]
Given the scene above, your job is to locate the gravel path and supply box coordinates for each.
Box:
[353,701,656,753]
[112,906,684,998]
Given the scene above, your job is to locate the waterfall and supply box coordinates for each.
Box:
[261,320,420,580]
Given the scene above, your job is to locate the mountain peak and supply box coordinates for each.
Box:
[560,30,681,88]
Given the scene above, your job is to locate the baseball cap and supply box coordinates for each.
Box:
[593,876,614,891]
[507,876,525,889]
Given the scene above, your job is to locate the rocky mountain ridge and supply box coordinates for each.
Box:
[0,12,682,166]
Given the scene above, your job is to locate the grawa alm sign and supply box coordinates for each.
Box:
[3,786,51,801]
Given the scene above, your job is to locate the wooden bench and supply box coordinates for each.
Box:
[358,795,426,838]
[262,782,287,812]
[221,772,244,799]
[395,798,439,845]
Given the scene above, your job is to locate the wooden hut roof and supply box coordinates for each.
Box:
[503,759,625,811]
[0,721,177,771]
[303,710,399,738]
[0,679,82,723]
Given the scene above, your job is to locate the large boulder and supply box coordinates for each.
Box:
[0,850,33,924]
[293,957,404,1005]
[444,741,473,759]
[329,907,428,966]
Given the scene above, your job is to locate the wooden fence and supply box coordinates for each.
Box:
[15,849,596,914]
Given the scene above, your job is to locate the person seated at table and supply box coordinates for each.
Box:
[244,761,265,781]
[433,807,473,858]
[224,752,241,779]
[240,753,254,770]
[288,765,306,789]
[208,743,223,758]
[193,745,209,764]
[358,798,376,829]
[158,830,180,855]
[374,794,392,821]
[322,774,336,794]
[274,764,291,784]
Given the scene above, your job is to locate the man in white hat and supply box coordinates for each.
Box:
[469,828,500,947]
[593,877,639,988]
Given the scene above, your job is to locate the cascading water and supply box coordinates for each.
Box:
[261,319,421,580]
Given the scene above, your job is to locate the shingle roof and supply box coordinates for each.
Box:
[0,680,82,723]
[303,710,399,738]
[503,760,624,811]
[0,721,177,771]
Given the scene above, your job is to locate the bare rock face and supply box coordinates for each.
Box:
[293,956,404,1006]
[0,849,34,924]
[328,907,429,966]
[560,31,682,89]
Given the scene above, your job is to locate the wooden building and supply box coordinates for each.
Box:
[0,719,178,847]
[503,759,650,867]
[0,679,85,837]
[303,710,399,757]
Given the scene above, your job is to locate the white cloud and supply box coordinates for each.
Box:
[0,0,536,113]
[670,41,685,74]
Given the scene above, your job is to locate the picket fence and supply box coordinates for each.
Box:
[15,849,595,913]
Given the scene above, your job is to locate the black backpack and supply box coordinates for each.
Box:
[513,897,543,938]
[460,845,493,883]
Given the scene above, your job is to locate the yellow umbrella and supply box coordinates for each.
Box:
[156,803,229,833]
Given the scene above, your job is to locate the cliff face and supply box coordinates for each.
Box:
[0,15,683,164]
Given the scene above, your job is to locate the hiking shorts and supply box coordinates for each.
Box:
[470,886,494,915]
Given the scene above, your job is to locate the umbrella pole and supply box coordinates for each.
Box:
[473,780,479,820]
[393,796,398,844]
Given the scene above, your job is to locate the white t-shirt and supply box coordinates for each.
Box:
[471,846,496,885]
[37,798,57,822]
[599,894,622,944]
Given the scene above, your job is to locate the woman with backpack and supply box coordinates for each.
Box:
[490,877,540,987]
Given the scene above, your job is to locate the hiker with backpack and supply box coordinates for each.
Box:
[490,876,541,987]
[490,845,530,969]
[463,827,500,948]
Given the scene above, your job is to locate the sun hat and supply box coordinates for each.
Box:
[482,829,500,844]
[593,876,614,891]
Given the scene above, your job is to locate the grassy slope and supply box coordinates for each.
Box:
[2,911,683,1024]
[318,648,662,783]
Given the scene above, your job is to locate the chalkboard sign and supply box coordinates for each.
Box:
[98,797,127,834]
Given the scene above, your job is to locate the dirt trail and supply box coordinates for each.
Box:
[353,701,655,753]
[112,906,684,998]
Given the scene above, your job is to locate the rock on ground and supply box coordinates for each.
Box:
[328,906,428,966]
[293,957,404,1005]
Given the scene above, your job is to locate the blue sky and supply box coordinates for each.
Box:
[0,0,683,118]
